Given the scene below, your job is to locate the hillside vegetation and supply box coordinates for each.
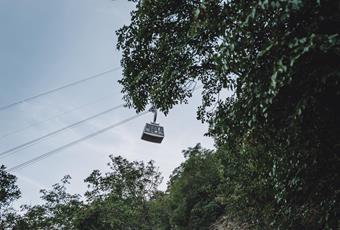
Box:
[1,0,339,229]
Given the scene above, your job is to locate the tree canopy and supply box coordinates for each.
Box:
[116,0,340,228]
[0,165,21,229]
[10,156,163,230]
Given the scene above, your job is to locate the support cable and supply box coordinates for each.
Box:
[0,67,120,111]
[0,94,113,141]
[8,111,148,172]
[0,104,124,159]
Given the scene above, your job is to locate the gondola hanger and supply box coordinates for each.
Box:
[141,106,164,143]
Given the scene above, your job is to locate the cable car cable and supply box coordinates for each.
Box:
[7,111,148,172]
[0,104,124,158]
[0,67,121,112]
[0,94,114,141]
[7,85,204,167]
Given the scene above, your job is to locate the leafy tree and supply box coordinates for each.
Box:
[117,0,340,126]
[148,191,171,230]
[166,144,224,229]
[14,175,82,230]
[0,165,21,229]
[214,138,278,228]
[117,0,340,228]
[117,0,226,115]
[74,155,163,230]
[11,156,164,230]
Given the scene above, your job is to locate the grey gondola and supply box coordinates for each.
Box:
[141,107,164,143]
[141,123,164,143]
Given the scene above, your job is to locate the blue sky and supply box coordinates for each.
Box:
[0,0,214,207]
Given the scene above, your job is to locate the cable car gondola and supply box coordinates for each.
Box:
[141,107,164,143]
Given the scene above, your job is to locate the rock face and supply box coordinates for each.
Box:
[209,216,250,230]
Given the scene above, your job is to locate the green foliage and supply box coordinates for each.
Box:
[117,0,340,229]
[214,137,278,228]
[0,165,21,229]
[74,155,163,230]
[166,144,224,229]
[15,175,82,230]
[8,156,164,230]
[146,191,172,230]
[0,1,339,229]
[0,165,20,208]
[116,0,227,114]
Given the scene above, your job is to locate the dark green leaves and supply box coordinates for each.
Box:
[117,0,340,228]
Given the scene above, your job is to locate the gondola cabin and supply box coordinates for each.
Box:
[141,122,164,143]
